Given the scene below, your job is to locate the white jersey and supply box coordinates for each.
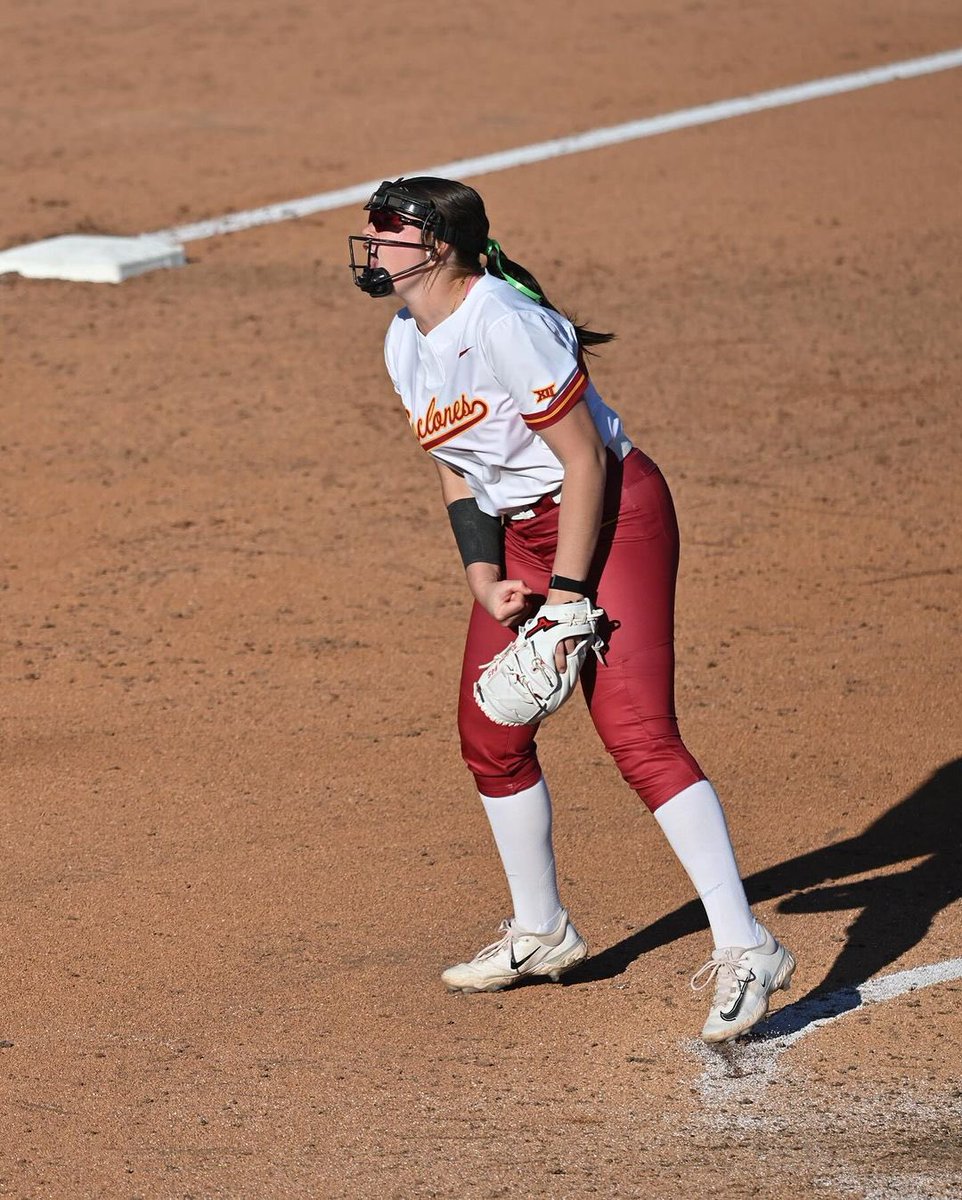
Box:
[384,273,632,517]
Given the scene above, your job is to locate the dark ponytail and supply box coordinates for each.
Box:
[483,238,615,351]
[389,176,615,353]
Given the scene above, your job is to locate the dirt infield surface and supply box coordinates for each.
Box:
[2,2,961,1197]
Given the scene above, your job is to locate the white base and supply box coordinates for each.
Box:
[0,234,186,283]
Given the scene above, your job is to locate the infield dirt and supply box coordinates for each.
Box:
[2,3,960,1197]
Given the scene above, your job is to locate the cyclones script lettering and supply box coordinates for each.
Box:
[408,393,489,451]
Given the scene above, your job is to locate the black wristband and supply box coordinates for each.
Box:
[447,497,504,568]
[549,573,589,595]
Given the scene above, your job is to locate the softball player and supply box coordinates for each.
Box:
[349,177,795,1041]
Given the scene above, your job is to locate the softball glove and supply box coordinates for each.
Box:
[473,598,606,727]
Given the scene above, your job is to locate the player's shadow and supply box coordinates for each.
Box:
[572,758,962,1030]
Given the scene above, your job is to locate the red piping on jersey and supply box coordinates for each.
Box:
[523,360,589,429]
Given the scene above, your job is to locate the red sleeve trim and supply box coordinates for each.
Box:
[522,365,589,430]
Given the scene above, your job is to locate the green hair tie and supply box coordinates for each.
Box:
[485,238,542,302]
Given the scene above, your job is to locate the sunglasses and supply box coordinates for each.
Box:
[368,208,421,234]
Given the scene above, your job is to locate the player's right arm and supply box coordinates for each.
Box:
[434,461,532,626]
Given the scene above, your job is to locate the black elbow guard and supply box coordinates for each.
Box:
[447,497,503,568]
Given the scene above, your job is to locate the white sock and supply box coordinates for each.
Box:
[480,778,564,935]
[653,779,762,950]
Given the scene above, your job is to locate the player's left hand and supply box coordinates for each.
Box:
[554,636,580,671]
[545,589,588,669]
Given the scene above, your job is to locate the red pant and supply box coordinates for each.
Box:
[457,449,705,811]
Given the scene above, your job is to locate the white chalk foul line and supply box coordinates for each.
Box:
[761,955,962,1050]
[690,957,962,1104]
[160,48,962,245]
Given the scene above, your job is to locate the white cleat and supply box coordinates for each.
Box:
[441,909,588,994]
[692,925,796,1043]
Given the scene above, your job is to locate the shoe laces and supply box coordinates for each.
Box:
[474,919,516,961]
[690,952,756,1003]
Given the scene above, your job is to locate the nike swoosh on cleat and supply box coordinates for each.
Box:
[510,947,539,971]
[720,975,752,1021]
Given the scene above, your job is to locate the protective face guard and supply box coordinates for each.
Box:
[348,230,432,297]
[348,179,450,297]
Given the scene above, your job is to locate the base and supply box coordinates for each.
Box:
[0,234,186,284]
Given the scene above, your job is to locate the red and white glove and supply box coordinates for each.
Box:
[473,599,605,727]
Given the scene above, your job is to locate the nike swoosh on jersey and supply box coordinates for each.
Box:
[458,346,473,358]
